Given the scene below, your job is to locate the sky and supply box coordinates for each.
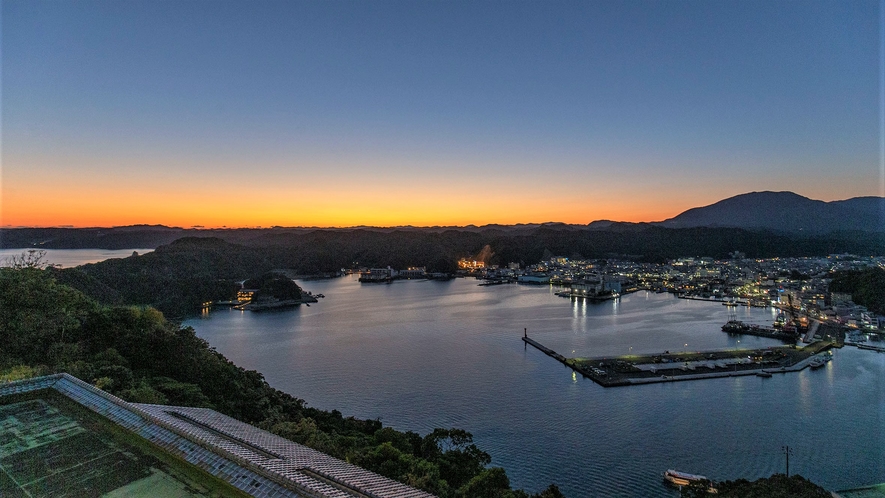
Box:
[1,0,882,228]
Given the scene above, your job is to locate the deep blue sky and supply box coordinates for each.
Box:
[2,0,881,226]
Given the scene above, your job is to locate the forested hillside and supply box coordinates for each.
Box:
[0,264,565,498]
[681,474,831,497]
[829,267,885,315]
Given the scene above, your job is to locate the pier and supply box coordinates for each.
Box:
[849,342,885,353]
[522,335,567,363]
[522,333,834,387]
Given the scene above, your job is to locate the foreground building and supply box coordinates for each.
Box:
[0,373,434,498]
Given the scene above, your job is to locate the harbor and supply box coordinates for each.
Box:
[522,332,835,387]
[190,278,885,496]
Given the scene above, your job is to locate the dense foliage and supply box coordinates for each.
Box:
[243,272,304,301]
[63,238,265,318]
[829,267,885,315]
[681,474,831,497]
[0,265,564,497]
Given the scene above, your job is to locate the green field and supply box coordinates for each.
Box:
[0,391,249,498]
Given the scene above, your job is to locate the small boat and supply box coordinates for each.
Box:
[809,357,826,369]
[663,470,717,493]
[756,371,773,378]
[664,469,709,486]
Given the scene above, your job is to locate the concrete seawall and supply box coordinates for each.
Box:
[522,336,567,363]
[522,335,833,387]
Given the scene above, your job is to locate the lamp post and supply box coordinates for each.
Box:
[782,445,793,477]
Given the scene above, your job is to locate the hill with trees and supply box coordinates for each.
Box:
[51,226,884,319]
[829,267,885,315]
[657,191,885,233]
[681,474,831,497]
[0,263,565,497]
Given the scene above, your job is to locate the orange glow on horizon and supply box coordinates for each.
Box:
[2,157,696,227]
[6,153,873,229]
[1,207,677,229]
[2,187,684,229]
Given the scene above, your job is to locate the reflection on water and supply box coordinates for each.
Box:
[186,277,885,497]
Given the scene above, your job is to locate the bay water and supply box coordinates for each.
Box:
[0,248,153,268]
[185,276,885,497]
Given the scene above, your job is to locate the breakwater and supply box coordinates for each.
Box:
[522,336,567,363]
[523,334,834,387]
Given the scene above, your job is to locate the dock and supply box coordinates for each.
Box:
[850,342,885,353]
[522,336,568,363]
[722,320,798,342]
[522,334,834,388]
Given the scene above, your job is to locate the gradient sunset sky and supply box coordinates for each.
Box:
[2,0,882,228]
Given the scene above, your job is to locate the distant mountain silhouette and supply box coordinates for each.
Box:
[2,192,884,253]
[656,191,885,233]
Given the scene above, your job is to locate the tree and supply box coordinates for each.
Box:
[4,249,51,269]
[0,266,93,365]
[830,268,885,315]
[422,429,492,491]
[711,474,830,497]
[458,467,511,498]
[533,484,566,498]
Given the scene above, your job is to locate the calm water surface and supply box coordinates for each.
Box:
[187,277,885,497]
[0,248,153,268]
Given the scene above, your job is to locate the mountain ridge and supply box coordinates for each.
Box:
[655,191,885,233]
[2,192,883,249]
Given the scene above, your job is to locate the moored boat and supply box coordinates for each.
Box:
[663,469,718,492]
[664,469,708,486]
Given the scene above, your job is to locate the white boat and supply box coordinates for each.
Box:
[663,469,718,493]
[663,469,708,487]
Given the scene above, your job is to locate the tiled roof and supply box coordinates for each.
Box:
[136,404,436,498]
[0,374,436,498]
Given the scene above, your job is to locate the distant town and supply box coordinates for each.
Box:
[338,254,884,338]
